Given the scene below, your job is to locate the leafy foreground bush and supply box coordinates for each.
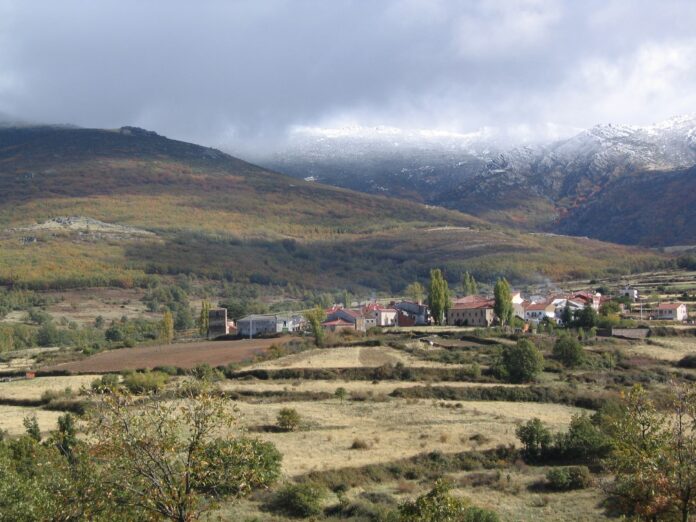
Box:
[546,466,593,491]
[398,480,499,521]
[268,482,327,518]
[195,438,282,497]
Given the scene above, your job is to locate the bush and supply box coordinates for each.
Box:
[269,482,326,518]
[91,373,120,393]
[497,339,544,383]
[677,353,696,368]
[194,438,282,496]
[555,414,610,463]
[398,480,499,521]
[277,408,301,432]
[350,438,371,450]
[546,466,592,491]
[552,336,585,368]
[122,371,170,394]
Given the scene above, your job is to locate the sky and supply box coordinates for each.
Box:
[1,0,696,155]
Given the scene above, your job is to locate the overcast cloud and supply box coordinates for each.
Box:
[1,0,695,154]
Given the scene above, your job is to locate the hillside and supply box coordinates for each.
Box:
[0,125,665,292]
[260,116,696,246]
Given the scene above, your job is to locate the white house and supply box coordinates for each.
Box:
[654,303,688,322]
[363,304,398,327]
[524,301,556,324]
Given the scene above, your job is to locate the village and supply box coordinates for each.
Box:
[207,282,691,339]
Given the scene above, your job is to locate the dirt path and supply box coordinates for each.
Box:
[43,337,286,373]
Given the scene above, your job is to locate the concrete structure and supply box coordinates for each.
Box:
[392,301,430,325]
[622,287,639,301]
[447,297,495,327]
[654,303,688,322]
[208,308,235,337]
[236,314,300,337]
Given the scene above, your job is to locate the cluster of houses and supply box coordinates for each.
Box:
[206,289,689,338]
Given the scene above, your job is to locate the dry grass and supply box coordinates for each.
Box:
[624,337,696,362]
[0,406,63,436]
[0,375,99,400]
[231,399,587,476]
[246,345,452,370]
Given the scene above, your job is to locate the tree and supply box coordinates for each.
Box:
[405,281,425,304]
[86,383,270,522]
[493,278,513,327]
[605,384,696,522]
[277,408,301,432]
[160,310,174,344]
[198,300,210,337]
[600,300,621,316]
[461,271,478,297]
[560,302,573,326]
[516,418,552,462]
[498,338,544,383]
[575,303,598,329]
[553,335,585,368]
[304,306,326,347]
[428,269,450,325]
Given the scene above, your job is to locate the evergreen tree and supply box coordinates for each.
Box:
[493,278,513,327]
[428,269,450,325]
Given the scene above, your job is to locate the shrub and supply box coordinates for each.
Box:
[122,371,169,394]
[350,438,371,450]
[194,438,282,496]
[546,466,592,491]
[677,353,696,368]
[552,336,585,368]
[269,482,326,518]
[188,363,222,382]
[276,408,301,432]
[497,339,544,383]
[398,480,499,521]
[91,373,120,392]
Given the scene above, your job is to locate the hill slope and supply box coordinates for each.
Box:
[0,126,665,291]
[260,116,696,246]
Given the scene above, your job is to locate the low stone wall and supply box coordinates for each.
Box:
[611,328,650,340]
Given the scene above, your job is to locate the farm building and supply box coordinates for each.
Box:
[237,314,301,337]
[447,297,495,327]
[325,306,367,332]
[321,318,356,332]
[392,301,430,325]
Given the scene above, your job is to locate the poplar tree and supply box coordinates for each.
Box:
[198,300,211,337]
[161,311,174,344]
[494,278,513,327]
[428,269,450,325]
[461,271,478,296]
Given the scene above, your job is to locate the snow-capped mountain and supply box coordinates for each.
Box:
[254,115,696,246]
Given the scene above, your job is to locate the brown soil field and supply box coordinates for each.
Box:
[42,338,284,373]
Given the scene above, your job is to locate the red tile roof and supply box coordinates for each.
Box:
[322,319,354,326]
[526,302,552,311]
[657,303,683,310]
[451,297,494,310]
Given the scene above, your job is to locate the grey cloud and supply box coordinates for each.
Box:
[0,0,695,154]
